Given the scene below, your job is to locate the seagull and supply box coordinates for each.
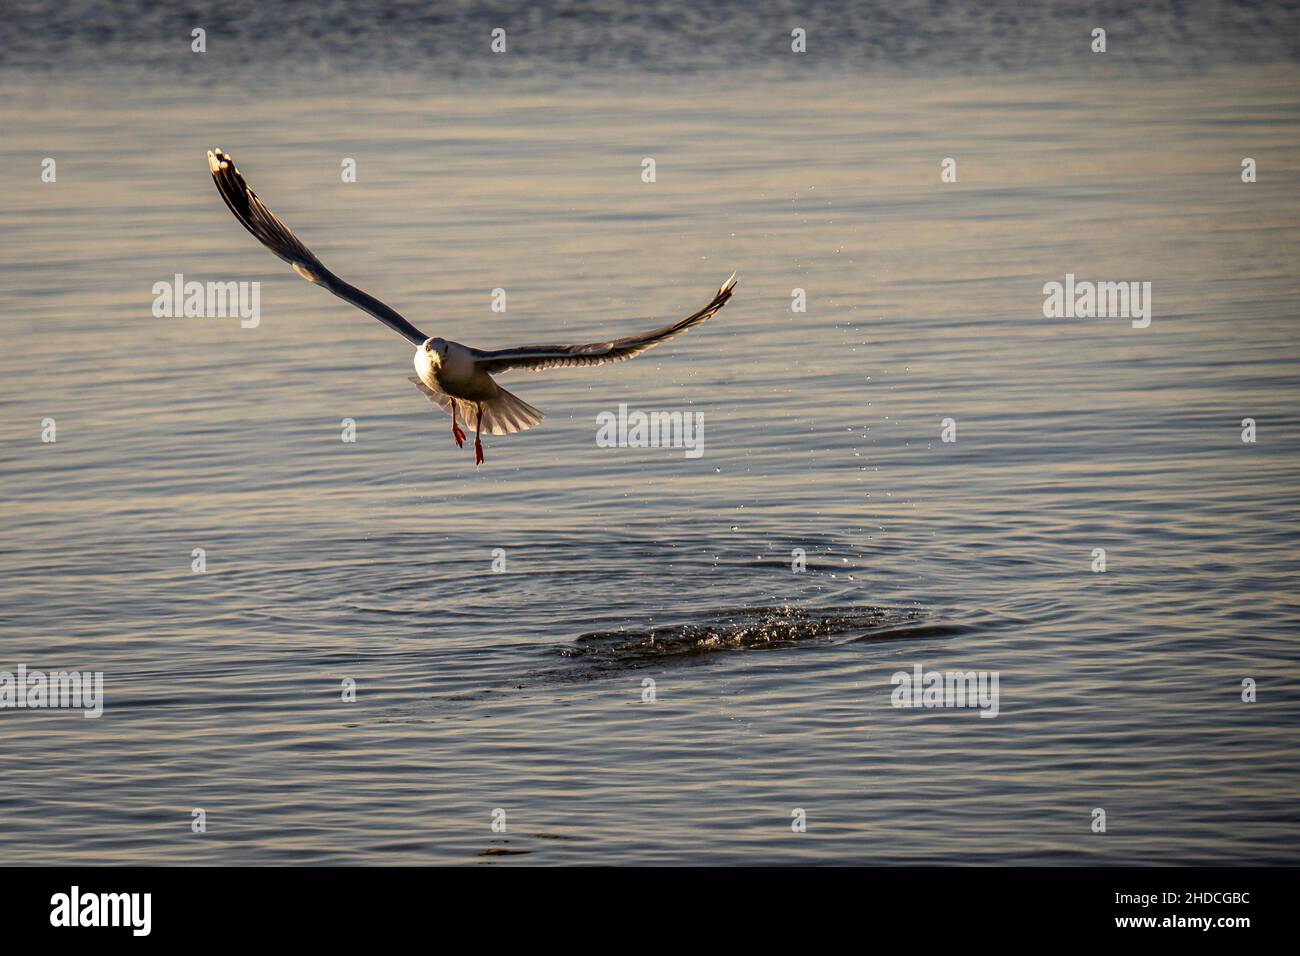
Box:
[207,148,737,465]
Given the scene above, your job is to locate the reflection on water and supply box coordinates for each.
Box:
[1,8,1299,864]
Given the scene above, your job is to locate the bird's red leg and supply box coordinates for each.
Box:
[450,404,466,448]
[474,402,485,465]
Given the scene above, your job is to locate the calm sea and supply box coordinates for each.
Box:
[2,1,1298,863]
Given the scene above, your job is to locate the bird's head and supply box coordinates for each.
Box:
[422,337,448,366]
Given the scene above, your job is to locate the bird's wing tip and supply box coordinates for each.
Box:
[207,146,236,174]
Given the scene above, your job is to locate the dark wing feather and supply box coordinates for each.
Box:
[207,148,428,346]
[470,274,736,374]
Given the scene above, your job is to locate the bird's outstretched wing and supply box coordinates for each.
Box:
[470,274,737,374]
[207,147,429,346]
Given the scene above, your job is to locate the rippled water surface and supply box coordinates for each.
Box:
[2,2,1299,864]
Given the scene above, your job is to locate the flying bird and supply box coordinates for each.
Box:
[207,148,737,464]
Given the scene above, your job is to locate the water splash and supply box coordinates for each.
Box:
[561,604,936,665]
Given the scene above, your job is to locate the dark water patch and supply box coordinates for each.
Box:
[5,0,1296,79]
[849,622,972,643]
[559,603,952,666]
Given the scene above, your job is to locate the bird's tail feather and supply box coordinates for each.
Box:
[479,386,544,436]
[409,376,542,436]
[408,375,456,415]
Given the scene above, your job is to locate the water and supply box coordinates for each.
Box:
[2,2,1299,864]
